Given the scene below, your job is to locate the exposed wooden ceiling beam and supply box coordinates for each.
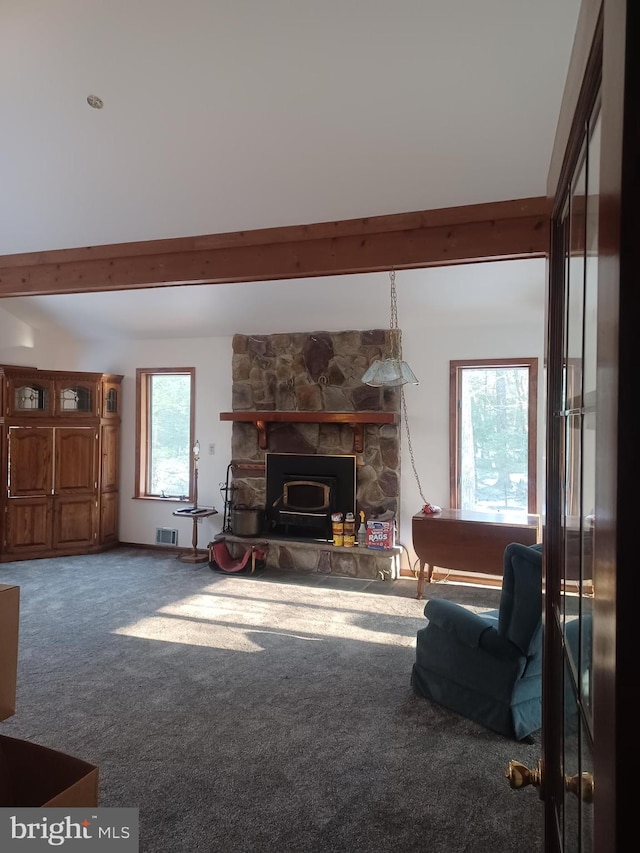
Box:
[0,197,549,298]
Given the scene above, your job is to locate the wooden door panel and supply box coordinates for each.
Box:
[53,496,96,549]
[55,428,96,494]
[99,491,119,544]
[8,428,53,497]
[100,424,119,492]
[5,498,52,554]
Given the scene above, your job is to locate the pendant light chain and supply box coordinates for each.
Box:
[401,386,428,505]
[393,267,427,503]
[389,268,401,360]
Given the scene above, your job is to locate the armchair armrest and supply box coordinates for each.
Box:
[424,599,523,662]
[424,599,494,647]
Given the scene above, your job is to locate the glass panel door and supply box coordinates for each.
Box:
[552,98,600,853]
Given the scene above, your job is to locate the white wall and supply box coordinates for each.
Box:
[399,316,545,570]
[0,306,82,367]
[71,336,234,550]
[0,259,546,573]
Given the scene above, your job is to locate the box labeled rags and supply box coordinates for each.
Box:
[366,520,395,550]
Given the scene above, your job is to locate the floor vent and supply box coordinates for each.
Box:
[156,527,178,546]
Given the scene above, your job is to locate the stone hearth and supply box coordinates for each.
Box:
[218,534,402,581]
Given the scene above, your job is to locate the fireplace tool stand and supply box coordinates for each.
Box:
[219,462,238,534]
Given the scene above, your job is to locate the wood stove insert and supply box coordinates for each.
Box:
[266,452,356,540]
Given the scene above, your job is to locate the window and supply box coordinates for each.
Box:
[450,358,537,514]
[135,368,195,499]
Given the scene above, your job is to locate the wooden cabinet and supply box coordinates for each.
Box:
[0,367,123,562]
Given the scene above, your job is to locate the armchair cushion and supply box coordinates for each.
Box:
[498,542,543,654]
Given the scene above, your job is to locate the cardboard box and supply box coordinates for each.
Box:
[366,519,395,550]
[0,586,98,808]
[0,584,19,722]
[0,734,99,807]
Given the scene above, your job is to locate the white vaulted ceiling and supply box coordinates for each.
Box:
[0,0,580,338]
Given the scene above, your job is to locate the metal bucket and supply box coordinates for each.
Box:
[231,506,263,536]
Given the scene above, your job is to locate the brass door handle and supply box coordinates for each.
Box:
[564,772,594,803]
[506,760,594,803]
[505,759,543,797]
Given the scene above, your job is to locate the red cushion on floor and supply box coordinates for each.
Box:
[210,541,253,572]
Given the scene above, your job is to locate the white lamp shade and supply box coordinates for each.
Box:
[361,358,419,387]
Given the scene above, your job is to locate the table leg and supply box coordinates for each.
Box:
[416,561,426,600]
[191,517,198,555]
[178,516,209,563]
[416,561,434,599]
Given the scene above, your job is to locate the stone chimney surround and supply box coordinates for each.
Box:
[216,329,403,581]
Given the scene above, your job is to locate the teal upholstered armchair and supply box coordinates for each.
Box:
[411,542,543,741]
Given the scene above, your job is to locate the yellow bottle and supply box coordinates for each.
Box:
[331,512,344,546]
[343,512,355,547]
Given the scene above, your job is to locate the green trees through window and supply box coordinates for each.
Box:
[451,358,537,514]
[135,368,195,500]
[148,373,192,497]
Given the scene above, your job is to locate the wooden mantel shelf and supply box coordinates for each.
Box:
[219,411,399,452]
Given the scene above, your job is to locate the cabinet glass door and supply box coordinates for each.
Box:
[102,382,120,417]
[10,379,53,416]
[55,381,97,416]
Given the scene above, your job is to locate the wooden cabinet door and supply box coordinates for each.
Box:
[55,428,97,494]
[5,498,52,555]
[8,427,53,497]
[52,495,96,549]
[101,381,121,418]
[100,491,119,544]
[99,423,120,545]
[100,424,119,492]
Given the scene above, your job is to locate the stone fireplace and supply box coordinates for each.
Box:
[217,329,402,580]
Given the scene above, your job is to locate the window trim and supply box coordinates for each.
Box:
[449,357,538,514]
[135,367,196,500]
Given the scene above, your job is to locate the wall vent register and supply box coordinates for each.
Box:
[155,527,179,546]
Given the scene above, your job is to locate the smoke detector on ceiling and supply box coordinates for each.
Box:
[86,94,103,109]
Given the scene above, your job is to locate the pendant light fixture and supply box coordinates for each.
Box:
[361,269,419,387]
[362,269,436,513]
